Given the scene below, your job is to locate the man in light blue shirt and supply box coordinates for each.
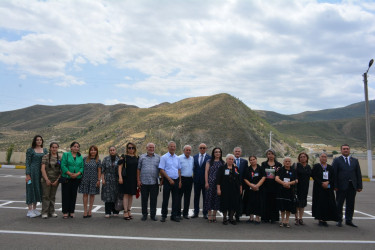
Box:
[159,141,181,222]
[177,145,194,220]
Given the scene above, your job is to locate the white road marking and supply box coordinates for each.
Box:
[1,200,374,219]
[0,230,374,244]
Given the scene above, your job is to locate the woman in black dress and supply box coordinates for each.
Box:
[275,157,297,228]
[311,152,339,226]
[243,156,266,224]
[261,149,282,223]
[294,152,311,225]
[216,154,242,225]
[118,142,138,220]
[204,147,224,223]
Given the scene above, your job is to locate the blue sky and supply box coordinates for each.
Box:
[0,0,375,114]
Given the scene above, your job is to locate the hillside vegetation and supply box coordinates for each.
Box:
[0,94,298,156]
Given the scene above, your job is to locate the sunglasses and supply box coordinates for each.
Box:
[199,147,206,149]
[128,147,135,150]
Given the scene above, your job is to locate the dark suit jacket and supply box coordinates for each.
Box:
[235,158,249,181]
[333,155,363,191]
[193,153,211,184]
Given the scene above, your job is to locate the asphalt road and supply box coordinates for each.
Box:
[1,168,375,250]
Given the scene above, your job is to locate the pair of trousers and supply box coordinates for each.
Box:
[193,181,207,216]
[177,176,193,217]
[61,179,80,214]
[141,184,159,217]
[336,183,357,222]
[161,179,179,218]
[41,181,59,215]
[105,202,119,215]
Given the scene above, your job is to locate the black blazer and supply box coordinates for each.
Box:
[332,155,363,191]
[193,153,211,184]
[235,158,249,181]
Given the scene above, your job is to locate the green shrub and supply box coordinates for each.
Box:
[6,144,14,164]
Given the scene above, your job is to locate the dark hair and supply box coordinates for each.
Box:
[341,144,350,150]
[87,145,99,163]
[248,155,257,161]
[298,152,309,163]
[70,141,80,148]
[265,148,276,161]
[31,135,44,148]
[126,142,138,157]
[48,142,60,168]
[210,147,224,165]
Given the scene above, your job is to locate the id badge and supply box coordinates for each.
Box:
[225,169,230,175]
[283,178,290,183]
[254,173,259,177]
[323,171,329,180]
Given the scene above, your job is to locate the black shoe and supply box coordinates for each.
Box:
[345,221,358,227]
[203,215,208,219]
[191,214,199,218]
[150,216,157,221]
[318,221,328,227]
[230,220,237,225]
[235,217,240,223]
[160,217,166,222]
[223,220,228,225]
[171,217,180,222]
[141,215,147,221]
[183,215,190,220]
[336,221,342,227]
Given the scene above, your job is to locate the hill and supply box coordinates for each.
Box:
[0,94,298,156]
[255,100,375,147]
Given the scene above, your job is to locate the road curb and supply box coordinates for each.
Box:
[0,165,26,169]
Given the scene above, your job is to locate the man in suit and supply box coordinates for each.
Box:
[233,147,249,222]
[333,144,363,227]
[192,143,211,219]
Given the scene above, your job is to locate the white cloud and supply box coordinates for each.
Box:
[0,0,375,113]
[55,75,86,87]
[104,99,121,105]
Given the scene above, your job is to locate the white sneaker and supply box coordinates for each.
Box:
[51,213,58,218]
[33,210,41,216]
[27,210,37,218]
[42,214,48,219]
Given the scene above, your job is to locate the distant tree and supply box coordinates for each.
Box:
[332,150,338,155]
[6,144,14,164]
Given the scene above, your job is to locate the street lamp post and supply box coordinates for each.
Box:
[363,59,374,181]
[269,131,272,149]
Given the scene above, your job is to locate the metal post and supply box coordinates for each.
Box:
[363,72,374,181]
[269,131,272,149]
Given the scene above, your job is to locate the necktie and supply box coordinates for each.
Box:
[345,157,349,165]
[199,154,204,166]
[236,158,240,167]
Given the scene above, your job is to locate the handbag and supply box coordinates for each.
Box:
[115,195,124,211]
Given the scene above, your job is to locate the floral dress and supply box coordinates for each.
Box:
[25,147,47,204]
[204,160,223,211]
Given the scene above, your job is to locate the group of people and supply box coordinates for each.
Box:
[25,135,363,228]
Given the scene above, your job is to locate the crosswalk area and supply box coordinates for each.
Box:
[1,199,375,220]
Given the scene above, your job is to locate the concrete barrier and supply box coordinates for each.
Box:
[1,152,374,178]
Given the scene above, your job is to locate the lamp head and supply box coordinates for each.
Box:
[369,59,374,69]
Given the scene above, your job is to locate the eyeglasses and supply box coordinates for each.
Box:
[128,147,135,150]
[199,147,206,149]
